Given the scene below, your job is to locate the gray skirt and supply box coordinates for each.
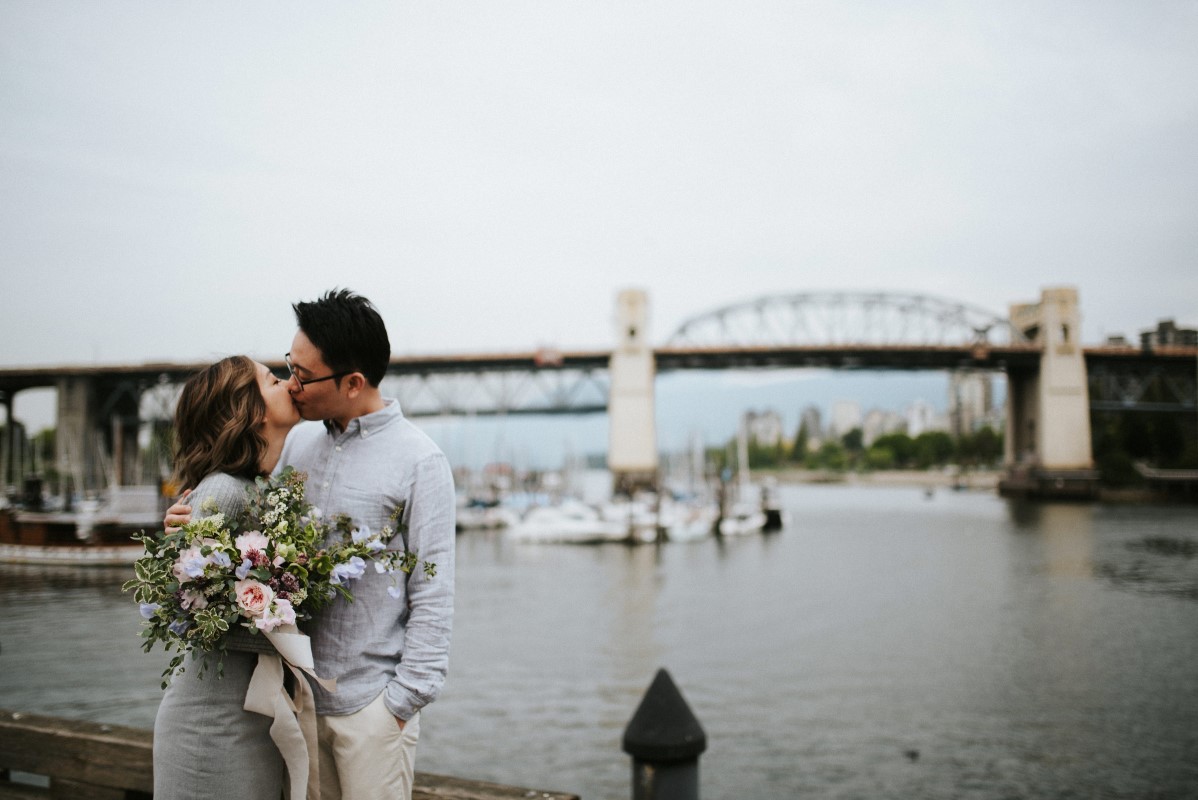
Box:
[153,647,285,799]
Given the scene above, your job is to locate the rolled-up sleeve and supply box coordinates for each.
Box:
[384,452,456,721]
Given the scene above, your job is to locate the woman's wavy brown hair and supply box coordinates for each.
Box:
[172,355,268,489]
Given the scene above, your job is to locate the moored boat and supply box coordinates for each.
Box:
[508,500,638,544]
[0,485,160,566]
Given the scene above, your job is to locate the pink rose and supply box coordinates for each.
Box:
[235,579,274,617]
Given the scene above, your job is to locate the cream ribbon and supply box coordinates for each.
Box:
[242,624,337,800]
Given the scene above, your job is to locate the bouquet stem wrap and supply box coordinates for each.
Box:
[243,624,336,800]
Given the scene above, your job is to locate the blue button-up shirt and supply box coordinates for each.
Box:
[279,399,455,720]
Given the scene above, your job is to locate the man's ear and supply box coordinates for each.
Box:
[343,372,368,398]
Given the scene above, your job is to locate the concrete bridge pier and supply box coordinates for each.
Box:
[608,289,659,495]
[2,392,19,493]
[1001,287,1100,498]
[55,375,143,498]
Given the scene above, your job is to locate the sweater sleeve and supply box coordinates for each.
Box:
[190,473,251,524]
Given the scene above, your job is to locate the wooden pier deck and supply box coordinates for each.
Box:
[0,709,579,800]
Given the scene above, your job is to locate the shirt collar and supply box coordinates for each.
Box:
[323,398,404,437]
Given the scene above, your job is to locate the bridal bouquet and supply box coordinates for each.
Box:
[124,466,434,687]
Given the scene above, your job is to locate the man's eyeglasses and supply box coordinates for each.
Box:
[284,353,353,392]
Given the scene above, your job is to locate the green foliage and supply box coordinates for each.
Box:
[790,421,810,462]
[747,438,786,469]
[863,445,896,470]
[815,441,849,471]
[123,467,430,685]
[958,426,1003,466]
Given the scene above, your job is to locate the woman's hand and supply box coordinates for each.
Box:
[163,489,193,533]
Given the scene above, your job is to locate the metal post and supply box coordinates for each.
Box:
[2,393,13,494]
[622,668,706,800]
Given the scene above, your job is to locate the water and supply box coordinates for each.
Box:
[2,484,1197,799]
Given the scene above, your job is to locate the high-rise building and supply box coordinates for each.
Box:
[862,408,904,446]
[797,405,823,452]
[1140,319,1198,349]
[830,400,862,439]
[743,409,784,447]
[948,371,993,436]
[906,399,937,437]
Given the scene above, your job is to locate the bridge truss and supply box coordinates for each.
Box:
[1087,350,1198,413]
[667,291,1028,347]
[383,365,610,418]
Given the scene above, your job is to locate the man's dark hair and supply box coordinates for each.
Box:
[292,288,391,387]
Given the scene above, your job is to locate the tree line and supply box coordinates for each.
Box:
[712,423,1005,473]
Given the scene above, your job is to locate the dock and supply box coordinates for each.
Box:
[0,709,579,800]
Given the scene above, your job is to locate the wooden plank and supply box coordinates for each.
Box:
[412,771,579,800]
[0,783,51,800]
[48,778,127,800]
[2,710,580,800]
[0,711,153,794]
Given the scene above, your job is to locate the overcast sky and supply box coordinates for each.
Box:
[2,2,1197,443]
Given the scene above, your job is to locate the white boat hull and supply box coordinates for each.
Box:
[0,542,145,566]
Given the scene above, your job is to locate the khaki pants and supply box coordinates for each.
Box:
[316,692,420,800]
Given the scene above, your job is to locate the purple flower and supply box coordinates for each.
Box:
[387,585,404,600]
[330,556,367,585]
[168,618,191,636]
[235,558,253,580]
[211,551,232,569]
[139,602,161,619]
[351,525,386,554]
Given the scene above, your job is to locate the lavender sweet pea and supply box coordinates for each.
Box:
[330,556,367,585]
[350,525,385,553]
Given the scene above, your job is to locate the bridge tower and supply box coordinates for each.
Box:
[55,375,142,497]
[607,289,658,495]
[1002,287,1098,496]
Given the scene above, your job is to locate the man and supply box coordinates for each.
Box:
[167,289,455,799]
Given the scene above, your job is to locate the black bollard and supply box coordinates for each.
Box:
[622,668,706,800]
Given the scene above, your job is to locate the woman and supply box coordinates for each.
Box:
[152,355,299,800]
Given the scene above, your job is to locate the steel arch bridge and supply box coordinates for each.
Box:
[666,291,1029,348]
[385,292,1034,416]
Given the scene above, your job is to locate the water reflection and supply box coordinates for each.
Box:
[0,563,133,593]
[2,487,1197,799]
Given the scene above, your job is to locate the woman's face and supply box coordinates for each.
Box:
[255,361,300,430]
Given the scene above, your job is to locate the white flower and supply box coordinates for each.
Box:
[254,598,296,632]
[234,531,271,558]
